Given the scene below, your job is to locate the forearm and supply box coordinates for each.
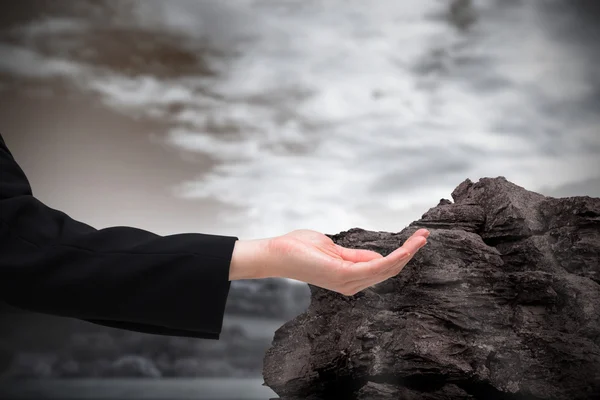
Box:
[0,195,238,334]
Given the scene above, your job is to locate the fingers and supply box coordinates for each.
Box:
[335,228,429,265]
[413,228,430,238]
[342,229,429,281]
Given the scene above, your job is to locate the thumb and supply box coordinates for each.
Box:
[335,245,383,263]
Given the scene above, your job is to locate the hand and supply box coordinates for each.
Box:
[262,228,429,296]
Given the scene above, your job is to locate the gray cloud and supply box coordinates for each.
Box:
[537,176,600,198]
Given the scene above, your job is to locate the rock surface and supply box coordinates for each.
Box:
[263,177,600,400]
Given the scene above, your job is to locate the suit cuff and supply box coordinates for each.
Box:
[122,233,238,338]
[184,233,237,336]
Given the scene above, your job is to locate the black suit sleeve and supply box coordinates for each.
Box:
[0,133,238,340]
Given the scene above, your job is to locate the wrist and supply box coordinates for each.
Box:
[229,238,275,280]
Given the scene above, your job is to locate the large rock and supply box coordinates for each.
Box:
[263,177,600,400]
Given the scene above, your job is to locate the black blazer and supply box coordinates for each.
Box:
[0,133,238,340]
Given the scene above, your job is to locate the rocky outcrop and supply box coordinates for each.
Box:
[263,177,600,400]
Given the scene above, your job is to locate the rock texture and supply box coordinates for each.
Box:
[263,177,600,400]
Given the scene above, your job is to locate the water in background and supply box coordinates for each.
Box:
[0,0,599,398]
[0,378,276,399]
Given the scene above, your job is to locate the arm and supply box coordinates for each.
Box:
[0,133,239,340]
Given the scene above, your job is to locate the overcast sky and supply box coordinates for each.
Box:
[1,0,598,242]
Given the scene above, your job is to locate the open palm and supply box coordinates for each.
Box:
[268,228,429,295]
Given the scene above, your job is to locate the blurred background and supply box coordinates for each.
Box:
[0,0,598,399]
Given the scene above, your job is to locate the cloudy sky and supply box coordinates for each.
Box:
[0,0,598,245]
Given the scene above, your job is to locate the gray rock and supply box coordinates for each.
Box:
[263,177,600,400]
